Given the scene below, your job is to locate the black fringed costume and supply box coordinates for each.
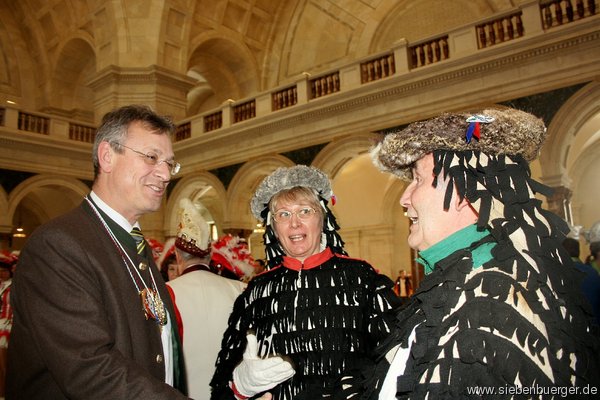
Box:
[345,142,600,399]
[210,248,401,399]
[212,165,402,399]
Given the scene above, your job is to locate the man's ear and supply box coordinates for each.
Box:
[455,195,479,221]
[455,195,471,211]
[97,141,114,173]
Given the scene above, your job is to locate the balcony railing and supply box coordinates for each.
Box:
[69,123,96,143]
[175,122,191,141]
[409,36,449,68]
[272,86,298,111]
[541,0,597,29]
[18,112,49,134]
[310,72,340,99]
[233,100,256,123]
[204,111,223,133]
[361,53,396,83]
[477,12,524,48]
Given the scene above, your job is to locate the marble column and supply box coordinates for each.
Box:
[546,185,573,224]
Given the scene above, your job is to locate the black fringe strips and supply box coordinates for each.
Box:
[210,254,401,399]
[337,150,600,399]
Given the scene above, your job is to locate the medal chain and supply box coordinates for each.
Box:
[85,197,167,326]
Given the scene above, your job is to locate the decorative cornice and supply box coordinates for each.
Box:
[87,65,196,91]
[0,130,92,178]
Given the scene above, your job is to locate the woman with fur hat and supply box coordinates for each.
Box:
[210,165,401,400]
[339,107,600,399]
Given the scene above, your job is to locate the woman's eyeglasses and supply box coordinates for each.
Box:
[272,207,317,223]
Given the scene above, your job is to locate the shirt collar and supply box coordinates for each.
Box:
[89,191,138,232]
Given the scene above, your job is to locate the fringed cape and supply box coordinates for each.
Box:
[210,248,401,399]
[339,228,600,399]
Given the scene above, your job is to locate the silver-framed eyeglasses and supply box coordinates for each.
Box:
[118,143,181,175]
[272,207,317,223]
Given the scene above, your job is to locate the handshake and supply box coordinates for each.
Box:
[232,334,296,399]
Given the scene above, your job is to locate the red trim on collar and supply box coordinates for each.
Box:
[282,247,334,271]
[180,264,212,276]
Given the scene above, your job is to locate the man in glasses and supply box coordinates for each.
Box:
[7,105,189,399]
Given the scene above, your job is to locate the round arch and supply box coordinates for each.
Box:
[540,81,600,185]
[227,155,294,261]
[0,186,9,228]
[227,155,295,230]
[8,175,89,218]
[570,143,600,227]
[49,36,96,114]
[187,32,260,115]
[312,132,379,179]
[370,0,496,53]
[165,171,227,237]
[6,175,89,247]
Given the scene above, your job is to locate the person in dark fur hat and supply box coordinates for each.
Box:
[210,165,402,400]
[338,107,600,399]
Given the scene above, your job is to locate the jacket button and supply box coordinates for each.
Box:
[138,262,148,271]
[156,354,163,363]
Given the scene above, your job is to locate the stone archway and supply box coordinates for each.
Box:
[540,81,600,228]
[6,175,89,250]
[187,34,260,115]
[46,36,96,117]
[227,155,294,229]
[226,155,294,260]
[165,171,228,239]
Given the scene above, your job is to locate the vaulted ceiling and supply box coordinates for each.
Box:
[0,0,519,118]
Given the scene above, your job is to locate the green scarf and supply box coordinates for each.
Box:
[416,224,495,275]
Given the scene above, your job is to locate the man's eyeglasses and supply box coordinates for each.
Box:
[272,207,317,223]
[117,143,181,175]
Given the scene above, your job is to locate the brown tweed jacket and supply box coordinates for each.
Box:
[6,200,188,399]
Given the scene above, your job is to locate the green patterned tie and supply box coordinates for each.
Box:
[130,227,146,255]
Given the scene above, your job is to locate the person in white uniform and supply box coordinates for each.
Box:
[167,198,254,399]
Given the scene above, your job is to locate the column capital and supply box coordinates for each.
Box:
[88,65,196,122]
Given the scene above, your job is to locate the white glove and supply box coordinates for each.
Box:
[232,334,295,398]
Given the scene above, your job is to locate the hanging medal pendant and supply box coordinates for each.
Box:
[140,288,167,326]
[152,289,167,327]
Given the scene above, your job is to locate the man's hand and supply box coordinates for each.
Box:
[232,334,295,398]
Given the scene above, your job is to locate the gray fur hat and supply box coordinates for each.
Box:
[371,107,546,180]
[250,165,346,268]
[250,165,333,219]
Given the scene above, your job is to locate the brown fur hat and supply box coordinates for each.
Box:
[371,107,546,180]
